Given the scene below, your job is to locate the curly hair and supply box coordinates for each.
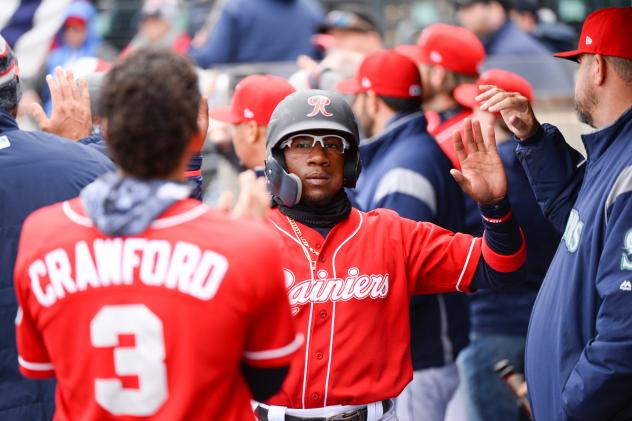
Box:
[99,48,200,178]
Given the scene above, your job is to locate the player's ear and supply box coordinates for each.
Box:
[246,120,259,144]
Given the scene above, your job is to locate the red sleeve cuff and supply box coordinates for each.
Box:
[482,229,527,273]
[18,356,55,379]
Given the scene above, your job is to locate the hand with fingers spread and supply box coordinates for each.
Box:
[216,171,270,220]
[31,67,93,140]
[450,118,508,205]
[476,84,540,140]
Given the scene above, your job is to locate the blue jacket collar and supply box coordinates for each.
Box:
[0,109,19,133]
[359,111,428,165]
[360,111,426,147]
[582,105,632,162]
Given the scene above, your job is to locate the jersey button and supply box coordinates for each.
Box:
[315,352,323,360]
[312,393,319,401]
[315,242,321,249]
[319,310,327,319]
[319,255,326,262]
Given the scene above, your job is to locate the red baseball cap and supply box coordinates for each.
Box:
[454,69,533,110]
[209,75,295,126]
[336,49,422,98]
[412,23,485,76]
[554,7,632,62]
[64,16,87,28]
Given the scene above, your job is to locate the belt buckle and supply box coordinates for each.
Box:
[327,409,364,421]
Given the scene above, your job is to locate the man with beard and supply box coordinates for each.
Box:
[396,23,485,170]
[336,50,470,421]
[255,87,527,420]
[475,7,632,420]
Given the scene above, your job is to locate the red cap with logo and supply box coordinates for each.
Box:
[336,49,422,98]
[397,24,485,76]
[553,7,632,61]
[454,69,533,110]
[209,75,295,126]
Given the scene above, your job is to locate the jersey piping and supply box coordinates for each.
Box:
[324,211,363,406]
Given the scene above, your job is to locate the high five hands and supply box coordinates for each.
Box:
[476,84,541,140]
[32,67,93,140]
[450,118,508,206]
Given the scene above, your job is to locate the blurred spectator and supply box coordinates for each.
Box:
[396,23,485,169]
[510,0,577,53]
[453,0,572,98]
[453,0,551,57]
[42,1,104,113]
[121,0,191,57]
[452,69,559,421]
[188,0,324,69]
[290,4,382,91]
[338,50,470,421]
[0,35,113,421]
[209,74,295,174]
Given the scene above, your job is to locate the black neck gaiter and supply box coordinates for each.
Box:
[275,189,352,228]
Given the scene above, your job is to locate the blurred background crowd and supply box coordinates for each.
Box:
[1,0,626,205]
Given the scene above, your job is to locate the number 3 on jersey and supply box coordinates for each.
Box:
[90,305,168,416]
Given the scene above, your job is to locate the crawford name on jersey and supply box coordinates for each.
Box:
[28,237,229,307]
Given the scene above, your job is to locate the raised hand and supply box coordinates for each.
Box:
[31,67,92,140]
[216,171,270,220]
[476,84,540,140]
[450,118,507,205]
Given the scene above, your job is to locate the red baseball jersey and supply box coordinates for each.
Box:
[266,207,482,409]
[15,198,301,421]
[425,109,472,169]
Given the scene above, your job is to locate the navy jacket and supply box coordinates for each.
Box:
[349,111,469,369]
[467,139,559,336]
[0,110,113,420]
[188,0,323,68]
[521,107,632,420]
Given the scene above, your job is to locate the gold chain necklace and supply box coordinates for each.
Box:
[287,216,319,270]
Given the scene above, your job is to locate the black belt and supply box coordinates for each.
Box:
[256,400,392,421]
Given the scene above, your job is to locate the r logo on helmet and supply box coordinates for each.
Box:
[306,95,333,118]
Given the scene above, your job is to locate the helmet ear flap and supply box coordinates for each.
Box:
[265,157,302,207]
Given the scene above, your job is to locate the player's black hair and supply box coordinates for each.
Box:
[99,48,200,179]
[379,95,422,113]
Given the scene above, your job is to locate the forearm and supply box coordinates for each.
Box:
[471,197,526,290]
[516,124,585,233]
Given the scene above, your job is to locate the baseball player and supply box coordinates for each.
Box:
[209,74,295,175]
[477,7,632,420]
[337,49,470,421]
[14,48,300,420]
[397,23,485,169]
[452,69,560,420]
[254,89,527,421]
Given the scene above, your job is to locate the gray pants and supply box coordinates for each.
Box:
[395,363,460,421]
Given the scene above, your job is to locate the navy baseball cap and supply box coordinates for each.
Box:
[317,7,379,34]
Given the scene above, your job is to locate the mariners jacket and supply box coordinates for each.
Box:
[468,139,559,336]
[0,109,113,419]
[521,106,632,420]
[349,111,469,370]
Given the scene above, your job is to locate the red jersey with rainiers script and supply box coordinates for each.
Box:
[15,198,301,421]
[266,207,482,409]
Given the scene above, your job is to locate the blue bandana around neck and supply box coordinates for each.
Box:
[81,172,193,236]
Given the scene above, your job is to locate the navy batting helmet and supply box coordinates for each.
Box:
[265,89,361,207]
